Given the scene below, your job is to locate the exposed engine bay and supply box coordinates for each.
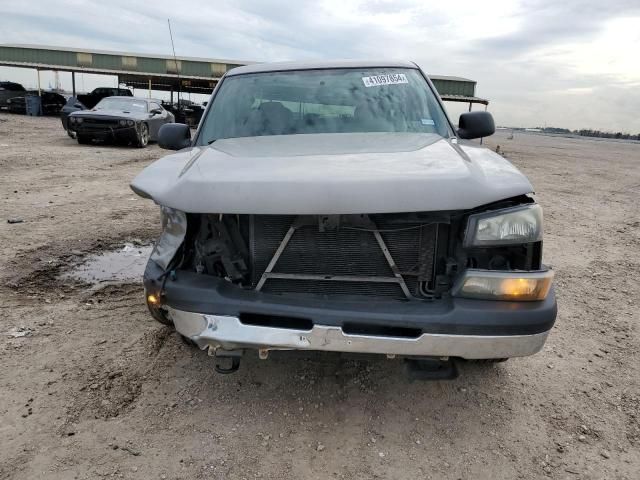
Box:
[164,196,542,302]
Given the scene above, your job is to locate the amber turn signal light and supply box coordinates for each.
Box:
[452,269,554,301]
[147,293,160,306]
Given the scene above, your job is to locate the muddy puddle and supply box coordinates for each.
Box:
[62,243,153,285]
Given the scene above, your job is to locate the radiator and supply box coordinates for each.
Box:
[249,214,437,300]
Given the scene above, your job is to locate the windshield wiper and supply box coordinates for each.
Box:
[207,139,218,145]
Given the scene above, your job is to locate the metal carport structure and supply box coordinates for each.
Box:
[0,44,488,108]
[0,44,249,100]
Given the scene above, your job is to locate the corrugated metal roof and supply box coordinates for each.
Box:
[1,44,252,66]
[0,60,219,80]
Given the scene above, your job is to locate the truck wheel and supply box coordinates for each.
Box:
[77,134,91,145]
[137,123,149,148]
[67,129,77,139]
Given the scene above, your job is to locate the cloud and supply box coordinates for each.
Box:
[1,0,639,131]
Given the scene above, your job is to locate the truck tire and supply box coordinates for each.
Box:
[77,134,91,145]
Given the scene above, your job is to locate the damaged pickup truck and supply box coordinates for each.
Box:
[131,60,557,376]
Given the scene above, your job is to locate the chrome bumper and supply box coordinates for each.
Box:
[167,308,550,359]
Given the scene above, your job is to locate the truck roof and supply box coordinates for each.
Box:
[226,60,418,76]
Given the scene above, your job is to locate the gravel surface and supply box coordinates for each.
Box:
[1,113,639,479]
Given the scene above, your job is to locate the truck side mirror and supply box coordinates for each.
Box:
[158,123,191,150]
[457,111,495,140]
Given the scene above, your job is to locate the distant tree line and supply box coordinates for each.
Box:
[540,127,640,140]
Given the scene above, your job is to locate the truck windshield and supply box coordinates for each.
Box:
[197,68,452,144]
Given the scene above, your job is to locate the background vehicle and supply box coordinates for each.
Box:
[75,87,133,110]
[0,81,26,109]
[60,96,83,138]
[60,87,133,135]
[132,61,556,376]
[6,90,66,115]
[68,96,174,147]
[161,99,206,127]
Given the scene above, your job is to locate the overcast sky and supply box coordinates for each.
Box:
[1,0,639,132]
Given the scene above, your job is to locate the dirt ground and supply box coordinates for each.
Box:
[0,113,638,480]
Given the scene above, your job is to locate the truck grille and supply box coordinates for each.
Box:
[249,215,437,300]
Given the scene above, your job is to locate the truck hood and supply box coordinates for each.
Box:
[131,132,534,214]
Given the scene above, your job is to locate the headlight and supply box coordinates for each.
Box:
[127,120,135,126]
[453,269,554,301]
[76,117,83,123]
[119,119,127,126]
[464,204,542,247]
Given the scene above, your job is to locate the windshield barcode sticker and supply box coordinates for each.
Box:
[362,73,409,87]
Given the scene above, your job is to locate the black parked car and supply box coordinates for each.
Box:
[67,96,174,147]
[61,96,84,138]
[6,91,66,115]
[0,81,26,109]
[161,100,207,128]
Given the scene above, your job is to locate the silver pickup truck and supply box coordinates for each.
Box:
[131,60,556,377]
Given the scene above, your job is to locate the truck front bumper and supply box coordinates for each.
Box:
[145,261,557,359]
[167,308,550,359]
